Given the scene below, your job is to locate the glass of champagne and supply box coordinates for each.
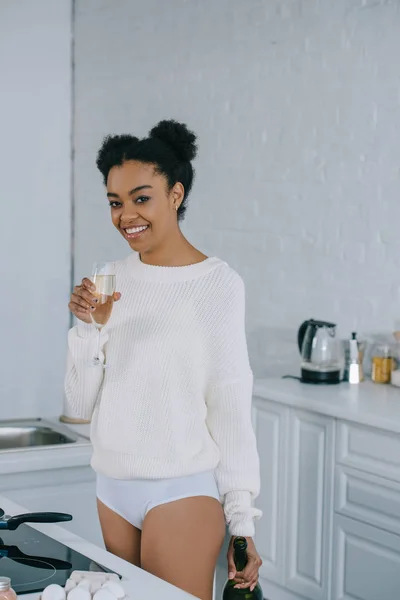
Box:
[91,262,116,366]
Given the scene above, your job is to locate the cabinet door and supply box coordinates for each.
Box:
[253,398,288,585]
[285,409,335,600]
[332,514,400,600]
[5,478,103,546]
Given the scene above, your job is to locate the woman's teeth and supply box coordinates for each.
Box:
[126,226,148,234]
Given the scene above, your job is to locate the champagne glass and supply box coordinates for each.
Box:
[91,262,116,366]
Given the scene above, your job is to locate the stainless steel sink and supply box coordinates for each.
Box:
[0,419,79,450]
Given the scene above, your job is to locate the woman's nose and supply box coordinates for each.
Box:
[120,206,139,221]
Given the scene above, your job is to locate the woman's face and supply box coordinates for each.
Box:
[106,160,184,255]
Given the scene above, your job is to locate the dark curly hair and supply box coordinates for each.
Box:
[96,120,198,221]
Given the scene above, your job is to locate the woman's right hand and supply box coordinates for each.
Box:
[68,278,121,323]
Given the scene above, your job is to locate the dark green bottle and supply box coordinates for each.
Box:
[222,537,263,599]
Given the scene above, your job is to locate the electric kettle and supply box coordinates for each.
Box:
[298,319,341,384]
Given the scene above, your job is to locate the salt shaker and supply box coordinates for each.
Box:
[0,578,17,600]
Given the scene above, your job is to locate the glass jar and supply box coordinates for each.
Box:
[0,578,17,600]
[371,344,396,384]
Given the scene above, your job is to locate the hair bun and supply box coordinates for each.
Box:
[149,119,197,162]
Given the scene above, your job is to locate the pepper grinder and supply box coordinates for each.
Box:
[349,332,362,384]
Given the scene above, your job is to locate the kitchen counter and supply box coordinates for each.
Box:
[0,494,196,600]
[254,377,400,433]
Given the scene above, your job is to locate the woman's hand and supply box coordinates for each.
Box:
[68,277,121,323]
[227,536,262,592]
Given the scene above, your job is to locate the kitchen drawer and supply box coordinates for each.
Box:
[335,466,400,536]
[337,421,400,482]
[332,514,400,600]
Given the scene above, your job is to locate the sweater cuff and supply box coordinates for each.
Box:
[224,490,262,537]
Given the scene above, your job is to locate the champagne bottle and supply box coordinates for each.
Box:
[222,537,263,599]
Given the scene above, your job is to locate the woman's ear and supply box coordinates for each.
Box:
[171,182,185,211]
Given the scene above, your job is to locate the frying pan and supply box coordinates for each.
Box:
[0,508,72,530]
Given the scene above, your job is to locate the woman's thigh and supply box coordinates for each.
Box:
[97,498,142,566]
[141,496,225,600]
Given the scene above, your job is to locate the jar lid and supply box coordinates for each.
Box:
[0,578,11,592]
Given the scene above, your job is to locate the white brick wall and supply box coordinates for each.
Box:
[73,0,400,376]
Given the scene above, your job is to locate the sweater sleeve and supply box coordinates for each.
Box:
[64,322,108,421]
[205,272,262,537]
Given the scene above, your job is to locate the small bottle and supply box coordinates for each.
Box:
[0,578,17,600]
[222,537,263,599]
[372,343,395,384]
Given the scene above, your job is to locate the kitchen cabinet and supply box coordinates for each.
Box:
[2,465,103,546]
[253,399,335,600]
[253,399,288,586]
[285,410,334,600]
[332,514,400,600]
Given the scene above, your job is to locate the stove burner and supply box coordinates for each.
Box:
[1,557,56,588]
[0,525,115,594]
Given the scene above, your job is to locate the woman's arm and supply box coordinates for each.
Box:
[64,322,108,421]
[205,271,262,537]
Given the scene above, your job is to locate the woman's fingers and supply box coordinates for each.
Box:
[68,277,98,324]
[81,277,95,292]
[68,302,92,323]
[69,278,120,324]
[250,578,259,592]
[234,559,261,589]
[71,294,95,311]
[226,540,237,581]
[73,285,98,305]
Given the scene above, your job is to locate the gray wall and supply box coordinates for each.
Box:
[1,1,72,418]
[73,0,400,377]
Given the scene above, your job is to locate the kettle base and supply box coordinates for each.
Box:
[301,368,341,385]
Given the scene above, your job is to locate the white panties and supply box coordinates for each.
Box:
[96,470,220,530]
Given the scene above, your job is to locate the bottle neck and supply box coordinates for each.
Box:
[0,578,11,593]
[234,548,248,572]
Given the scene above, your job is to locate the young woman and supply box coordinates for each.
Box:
[65,120,262,600]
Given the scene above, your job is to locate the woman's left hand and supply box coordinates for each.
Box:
[227,536,262,592]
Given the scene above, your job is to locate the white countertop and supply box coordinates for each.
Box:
[0,494,196,600]
[254,377,400,433]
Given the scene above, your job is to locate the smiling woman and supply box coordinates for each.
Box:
[64,119,262,600]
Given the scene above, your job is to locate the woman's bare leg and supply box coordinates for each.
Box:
[141,496,225,600]
[97,498,142,566]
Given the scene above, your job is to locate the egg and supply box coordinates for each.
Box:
[89,574,107,584]
[42,584,66,600]
[93,589,118,600]
[64,581,76,593]
[67,587,91,600]
[101,581,125,599]
[90,581,103,595]
[77,580,91,590]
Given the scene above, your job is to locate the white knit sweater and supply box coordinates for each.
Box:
[64,253,261,536]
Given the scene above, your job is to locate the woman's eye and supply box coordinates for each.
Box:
[109,201,121,208]
[136,196,150,204]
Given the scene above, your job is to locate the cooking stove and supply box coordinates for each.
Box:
[0,524,116,595]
